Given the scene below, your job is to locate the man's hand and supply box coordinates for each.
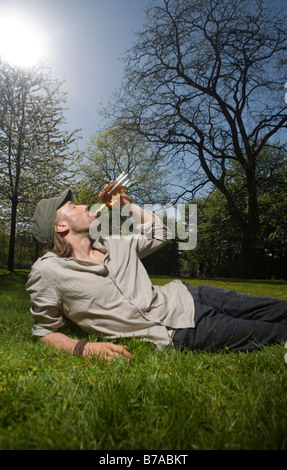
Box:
[99,180,133,209]
[41,333,131,361]
[84,342,131,361]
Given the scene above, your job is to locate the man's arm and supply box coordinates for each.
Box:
[120,194,173,258]
[41,332,131,361]
[26,267,131,361]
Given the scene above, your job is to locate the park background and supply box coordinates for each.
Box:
[0,0,286,279]
[0,0,287,451]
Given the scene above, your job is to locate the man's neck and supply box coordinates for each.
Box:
[68,234,106,265]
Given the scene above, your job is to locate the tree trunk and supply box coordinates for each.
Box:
[7,195,17,272]
[238,173,260,278]
[238,232,257,278]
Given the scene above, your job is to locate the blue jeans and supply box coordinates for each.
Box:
[173,284,287,351]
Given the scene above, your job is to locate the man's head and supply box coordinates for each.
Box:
[54,200,93,236]
[31,188,74,246]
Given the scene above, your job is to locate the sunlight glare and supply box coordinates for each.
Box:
[0,18,44,68]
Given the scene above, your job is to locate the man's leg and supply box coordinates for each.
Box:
[173,308,287,351]
[197,284,287,324]
[174,284,287,351]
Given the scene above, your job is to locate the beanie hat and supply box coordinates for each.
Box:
[31,188,73,246]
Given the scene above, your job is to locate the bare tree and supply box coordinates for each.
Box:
[0,60,78,271]
[106,0,287,277]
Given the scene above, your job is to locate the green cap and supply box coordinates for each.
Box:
[31,188,73,246]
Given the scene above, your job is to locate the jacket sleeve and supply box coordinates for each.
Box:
[133,214,173,259]
[26,266,65,338]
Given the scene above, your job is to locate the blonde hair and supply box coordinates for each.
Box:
[51,210,73,258]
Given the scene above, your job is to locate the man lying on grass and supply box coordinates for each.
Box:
[26,186,287,361]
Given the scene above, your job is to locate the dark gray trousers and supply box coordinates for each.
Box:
[173,284,287,352]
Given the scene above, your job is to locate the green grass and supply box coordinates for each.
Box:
[0,270,287,450]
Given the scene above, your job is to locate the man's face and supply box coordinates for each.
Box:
[56,201,94,234]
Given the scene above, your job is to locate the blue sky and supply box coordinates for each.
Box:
[0,0,286,151]
[0,0,148,147]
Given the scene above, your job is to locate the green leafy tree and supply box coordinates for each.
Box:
[256,149,287,278]
[186,147,287,278]
[75,123,169,206]
[0,60,78,271]
[75,124,183,273]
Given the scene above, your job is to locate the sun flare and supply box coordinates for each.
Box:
[0,17,44,68]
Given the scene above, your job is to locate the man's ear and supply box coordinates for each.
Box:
[55,220,69,233]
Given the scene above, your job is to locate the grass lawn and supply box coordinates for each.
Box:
[0,270,287,450]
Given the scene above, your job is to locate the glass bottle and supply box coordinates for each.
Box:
[89,171,130,215]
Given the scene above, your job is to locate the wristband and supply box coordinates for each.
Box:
[73,340,88,356]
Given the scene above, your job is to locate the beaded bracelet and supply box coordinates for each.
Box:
[73,340,88,356]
